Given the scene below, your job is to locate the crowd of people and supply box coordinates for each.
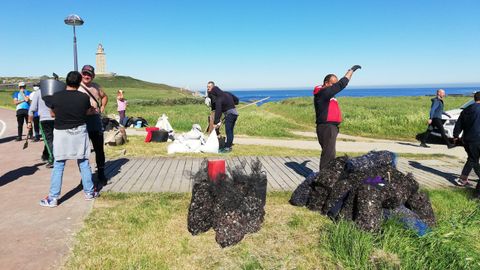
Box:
[11,65,241,207]
[9,64,480,207]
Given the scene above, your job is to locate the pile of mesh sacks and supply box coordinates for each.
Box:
[187,159,267,247]
[290,151,436,235]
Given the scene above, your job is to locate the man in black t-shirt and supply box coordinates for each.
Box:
[40,71,98,208]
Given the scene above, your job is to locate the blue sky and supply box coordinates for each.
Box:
[1,0,479,90]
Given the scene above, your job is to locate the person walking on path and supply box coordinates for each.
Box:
[40,71,98,207]
[453,91,480,198]
[314,65,361,170]
[27,84,55,168]
[78,65,108,186]
[12,82,32,141]
[207,81,239,153]
[117,89,127,125]
[420,89,455,148]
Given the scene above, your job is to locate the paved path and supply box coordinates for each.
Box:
[0,108,94,270]
[103,156,476,193]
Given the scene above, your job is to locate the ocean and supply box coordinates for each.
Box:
[230,86,480,105]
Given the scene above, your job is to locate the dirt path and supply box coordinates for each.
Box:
[242,131,467,159]
[0,108,94,270]
[127,129,467,159]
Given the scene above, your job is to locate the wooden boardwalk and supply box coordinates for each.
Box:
[102,156,472,193]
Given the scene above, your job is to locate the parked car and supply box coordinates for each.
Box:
[431,99,475,139]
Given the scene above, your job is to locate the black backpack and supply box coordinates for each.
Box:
[226,92,239,105]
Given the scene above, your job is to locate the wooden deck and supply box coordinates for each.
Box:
[102,157,473,193]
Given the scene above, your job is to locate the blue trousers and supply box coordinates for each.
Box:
[49,159,94,199]
[224,113,238,148]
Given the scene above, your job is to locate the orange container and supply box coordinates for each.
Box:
[208,159,226,181]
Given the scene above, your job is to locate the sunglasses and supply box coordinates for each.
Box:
[82,72,93,77]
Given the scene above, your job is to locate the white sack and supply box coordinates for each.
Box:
[199,129,219,153]
[155,114,174,132]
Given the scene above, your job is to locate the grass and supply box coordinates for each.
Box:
[105,135,455,160]
[322,189,480,269]
[106,136,324,158]
[66,192,334,269]
[263,96,471,140]
[1,76,473,140]
[66,189,480,269]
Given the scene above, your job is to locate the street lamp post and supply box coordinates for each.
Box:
[64,14,84,71]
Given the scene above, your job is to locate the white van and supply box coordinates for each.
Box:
[431,99,475,139]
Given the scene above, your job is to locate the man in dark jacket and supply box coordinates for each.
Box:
[207,81,238,153]
[453,91,480,198]
[420,89,454,148]
[314,65,361,170]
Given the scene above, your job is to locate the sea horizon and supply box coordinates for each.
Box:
[230,85,480,105]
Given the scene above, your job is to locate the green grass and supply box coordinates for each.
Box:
[322,189,480,269]
[105,135,455,159]
[66,192,334,269]
[1,76,473,140]
[66,190,480,269]
[263,96,471,140]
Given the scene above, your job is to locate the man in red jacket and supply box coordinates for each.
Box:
[314,65,361,170]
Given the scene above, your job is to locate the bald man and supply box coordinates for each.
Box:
[420,89,455,148]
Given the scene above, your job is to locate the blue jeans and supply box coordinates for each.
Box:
[49,159,94,199]
[225,113,238,148]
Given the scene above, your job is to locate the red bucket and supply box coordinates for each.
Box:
[208,159,226,181]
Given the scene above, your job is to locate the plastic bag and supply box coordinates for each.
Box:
[155,113,174,132]
[199,129,220,153]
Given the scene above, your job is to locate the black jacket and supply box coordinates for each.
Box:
[453,102,480,143]
[208,86,236,124]
[313,77,349,125]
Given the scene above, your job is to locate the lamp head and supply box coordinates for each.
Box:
[64,14,84,26]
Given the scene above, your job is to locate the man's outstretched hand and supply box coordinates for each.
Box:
[350,65,362,72]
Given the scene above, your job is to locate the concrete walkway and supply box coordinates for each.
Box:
[0,108,94,270]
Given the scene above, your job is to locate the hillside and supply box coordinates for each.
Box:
[93,76,181,92]
[0,75,198,110]
[1,75,181,91]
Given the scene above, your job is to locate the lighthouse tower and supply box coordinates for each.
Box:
[95,43,107,75]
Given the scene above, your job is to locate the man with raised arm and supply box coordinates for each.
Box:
[314,65,361,170]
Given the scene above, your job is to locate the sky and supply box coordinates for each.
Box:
[1,0,479,90]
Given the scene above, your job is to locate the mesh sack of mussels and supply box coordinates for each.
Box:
[290,152,436,234]
[187,158,267,248]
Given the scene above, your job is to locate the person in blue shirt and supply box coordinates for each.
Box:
[12,82,32,141]
[420,89,455,148]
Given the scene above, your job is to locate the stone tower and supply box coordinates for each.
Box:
[95,44,107,75]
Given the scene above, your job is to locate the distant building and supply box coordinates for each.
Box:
[95,44,107,75]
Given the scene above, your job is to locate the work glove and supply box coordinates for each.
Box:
[350,65,362,72]
[204,97,211,108]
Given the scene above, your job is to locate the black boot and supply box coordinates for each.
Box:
[98,168,107,185]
